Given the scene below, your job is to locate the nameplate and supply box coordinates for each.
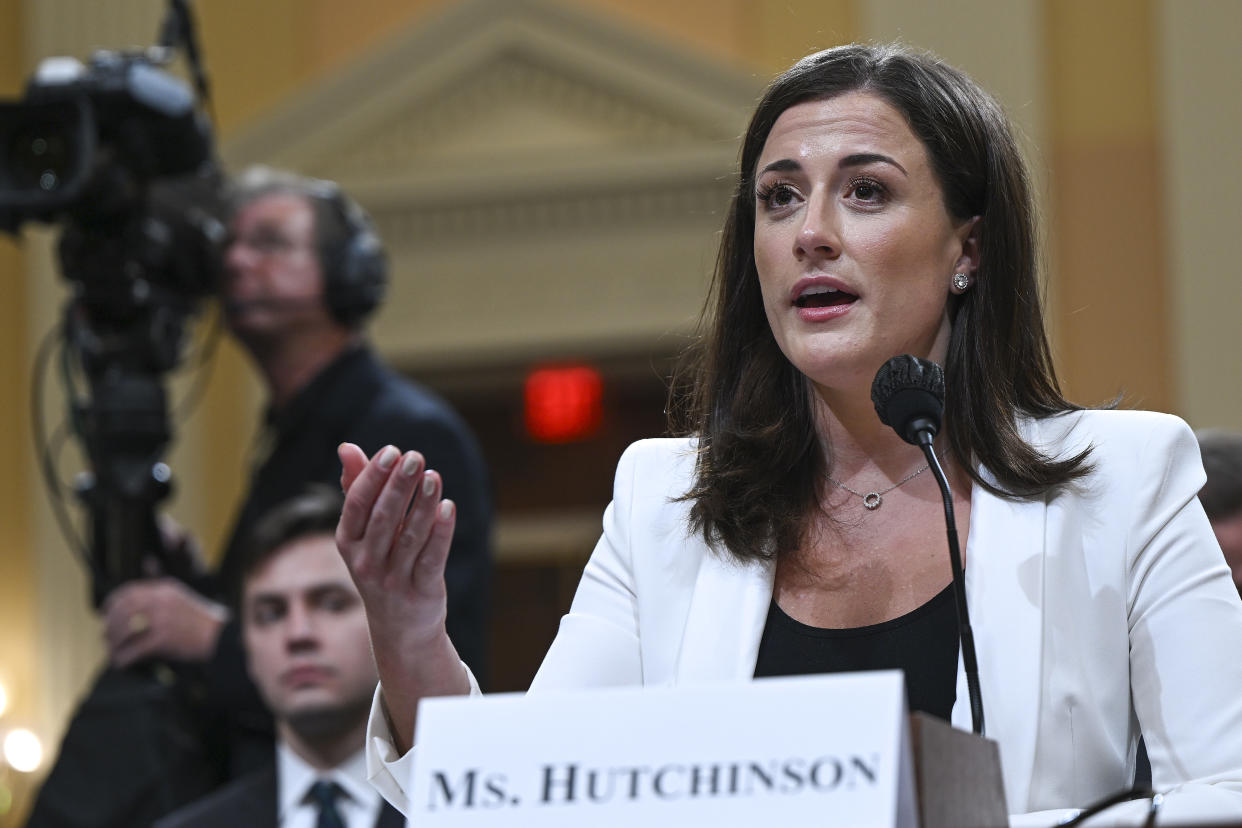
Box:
[409,670,917,827]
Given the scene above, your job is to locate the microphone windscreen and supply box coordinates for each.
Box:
[871,355,945,445]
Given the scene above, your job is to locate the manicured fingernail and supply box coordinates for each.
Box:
[438,501,453,520]
[378,446,398,469]
[423,475,436,496]
[402,452,419,476]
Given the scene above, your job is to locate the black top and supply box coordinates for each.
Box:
[754,583,959,720]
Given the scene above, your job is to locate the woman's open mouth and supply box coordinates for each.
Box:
[795,285,857,308]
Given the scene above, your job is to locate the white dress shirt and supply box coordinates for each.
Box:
[278,741,383,828]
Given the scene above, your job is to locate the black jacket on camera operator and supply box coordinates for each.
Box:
[100,166,493,781]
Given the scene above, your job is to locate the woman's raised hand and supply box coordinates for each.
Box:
[336,442,471,751]
[337,442,454,632]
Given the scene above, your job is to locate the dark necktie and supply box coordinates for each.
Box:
[309,780,347,828]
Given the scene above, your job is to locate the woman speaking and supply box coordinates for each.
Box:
[335,43,1242,825]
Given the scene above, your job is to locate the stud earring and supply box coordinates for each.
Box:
[952,272,971,292]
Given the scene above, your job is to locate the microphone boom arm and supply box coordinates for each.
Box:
[917,428,985,735]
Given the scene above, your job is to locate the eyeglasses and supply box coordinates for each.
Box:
[228,230,315,257]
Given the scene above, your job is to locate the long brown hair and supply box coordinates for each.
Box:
[670,43,1091,562]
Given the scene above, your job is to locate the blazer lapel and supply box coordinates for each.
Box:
[673,543,775,684]
[959,469,1048,813]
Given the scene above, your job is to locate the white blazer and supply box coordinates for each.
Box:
[367,409,1242,825]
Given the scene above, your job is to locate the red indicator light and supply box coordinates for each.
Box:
[524,364,604,443]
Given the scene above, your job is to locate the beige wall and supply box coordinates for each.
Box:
[1158,0,1242,430]
[3,0,1241,820]
[0,0,36,823]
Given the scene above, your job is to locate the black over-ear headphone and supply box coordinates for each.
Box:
[309,180,388,327]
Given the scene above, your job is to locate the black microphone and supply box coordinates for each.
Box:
[872,354,985,736]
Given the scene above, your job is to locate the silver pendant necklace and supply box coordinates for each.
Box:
[826,460,932,511]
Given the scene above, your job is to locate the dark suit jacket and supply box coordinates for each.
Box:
[154,765,405,828]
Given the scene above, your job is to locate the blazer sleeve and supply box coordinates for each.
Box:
[364,665,482,816]
[1012,417,1242,827]
[1123,417,1242,820]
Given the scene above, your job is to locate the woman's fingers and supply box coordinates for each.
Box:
[334,440,459,635]
[392,471,448,582]
[362,450,425,555]
[337,445,403,542]
[414,499,456,588]
[338,442,369,493]
[337,444,446,577]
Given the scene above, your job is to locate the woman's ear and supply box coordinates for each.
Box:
[953,216,982,275]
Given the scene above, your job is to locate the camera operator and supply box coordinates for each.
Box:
[98,165,494,778]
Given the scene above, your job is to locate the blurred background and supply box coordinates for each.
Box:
[0,0,1239,822]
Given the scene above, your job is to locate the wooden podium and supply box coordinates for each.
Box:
[909,712,1008,828]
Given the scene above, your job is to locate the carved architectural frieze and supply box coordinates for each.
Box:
[324,49,711,178]
[371,174,734,244]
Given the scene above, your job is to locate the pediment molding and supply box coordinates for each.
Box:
[222,0,762,185]
[221,0,763,368]
[320,48,713,178]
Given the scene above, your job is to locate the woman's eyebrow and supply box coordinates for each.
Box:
[839,152,907,175]
[756,153,908,178]
[757,158,803,176]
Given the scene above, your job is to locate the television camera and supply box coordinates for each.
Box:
[0,2,226,605]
